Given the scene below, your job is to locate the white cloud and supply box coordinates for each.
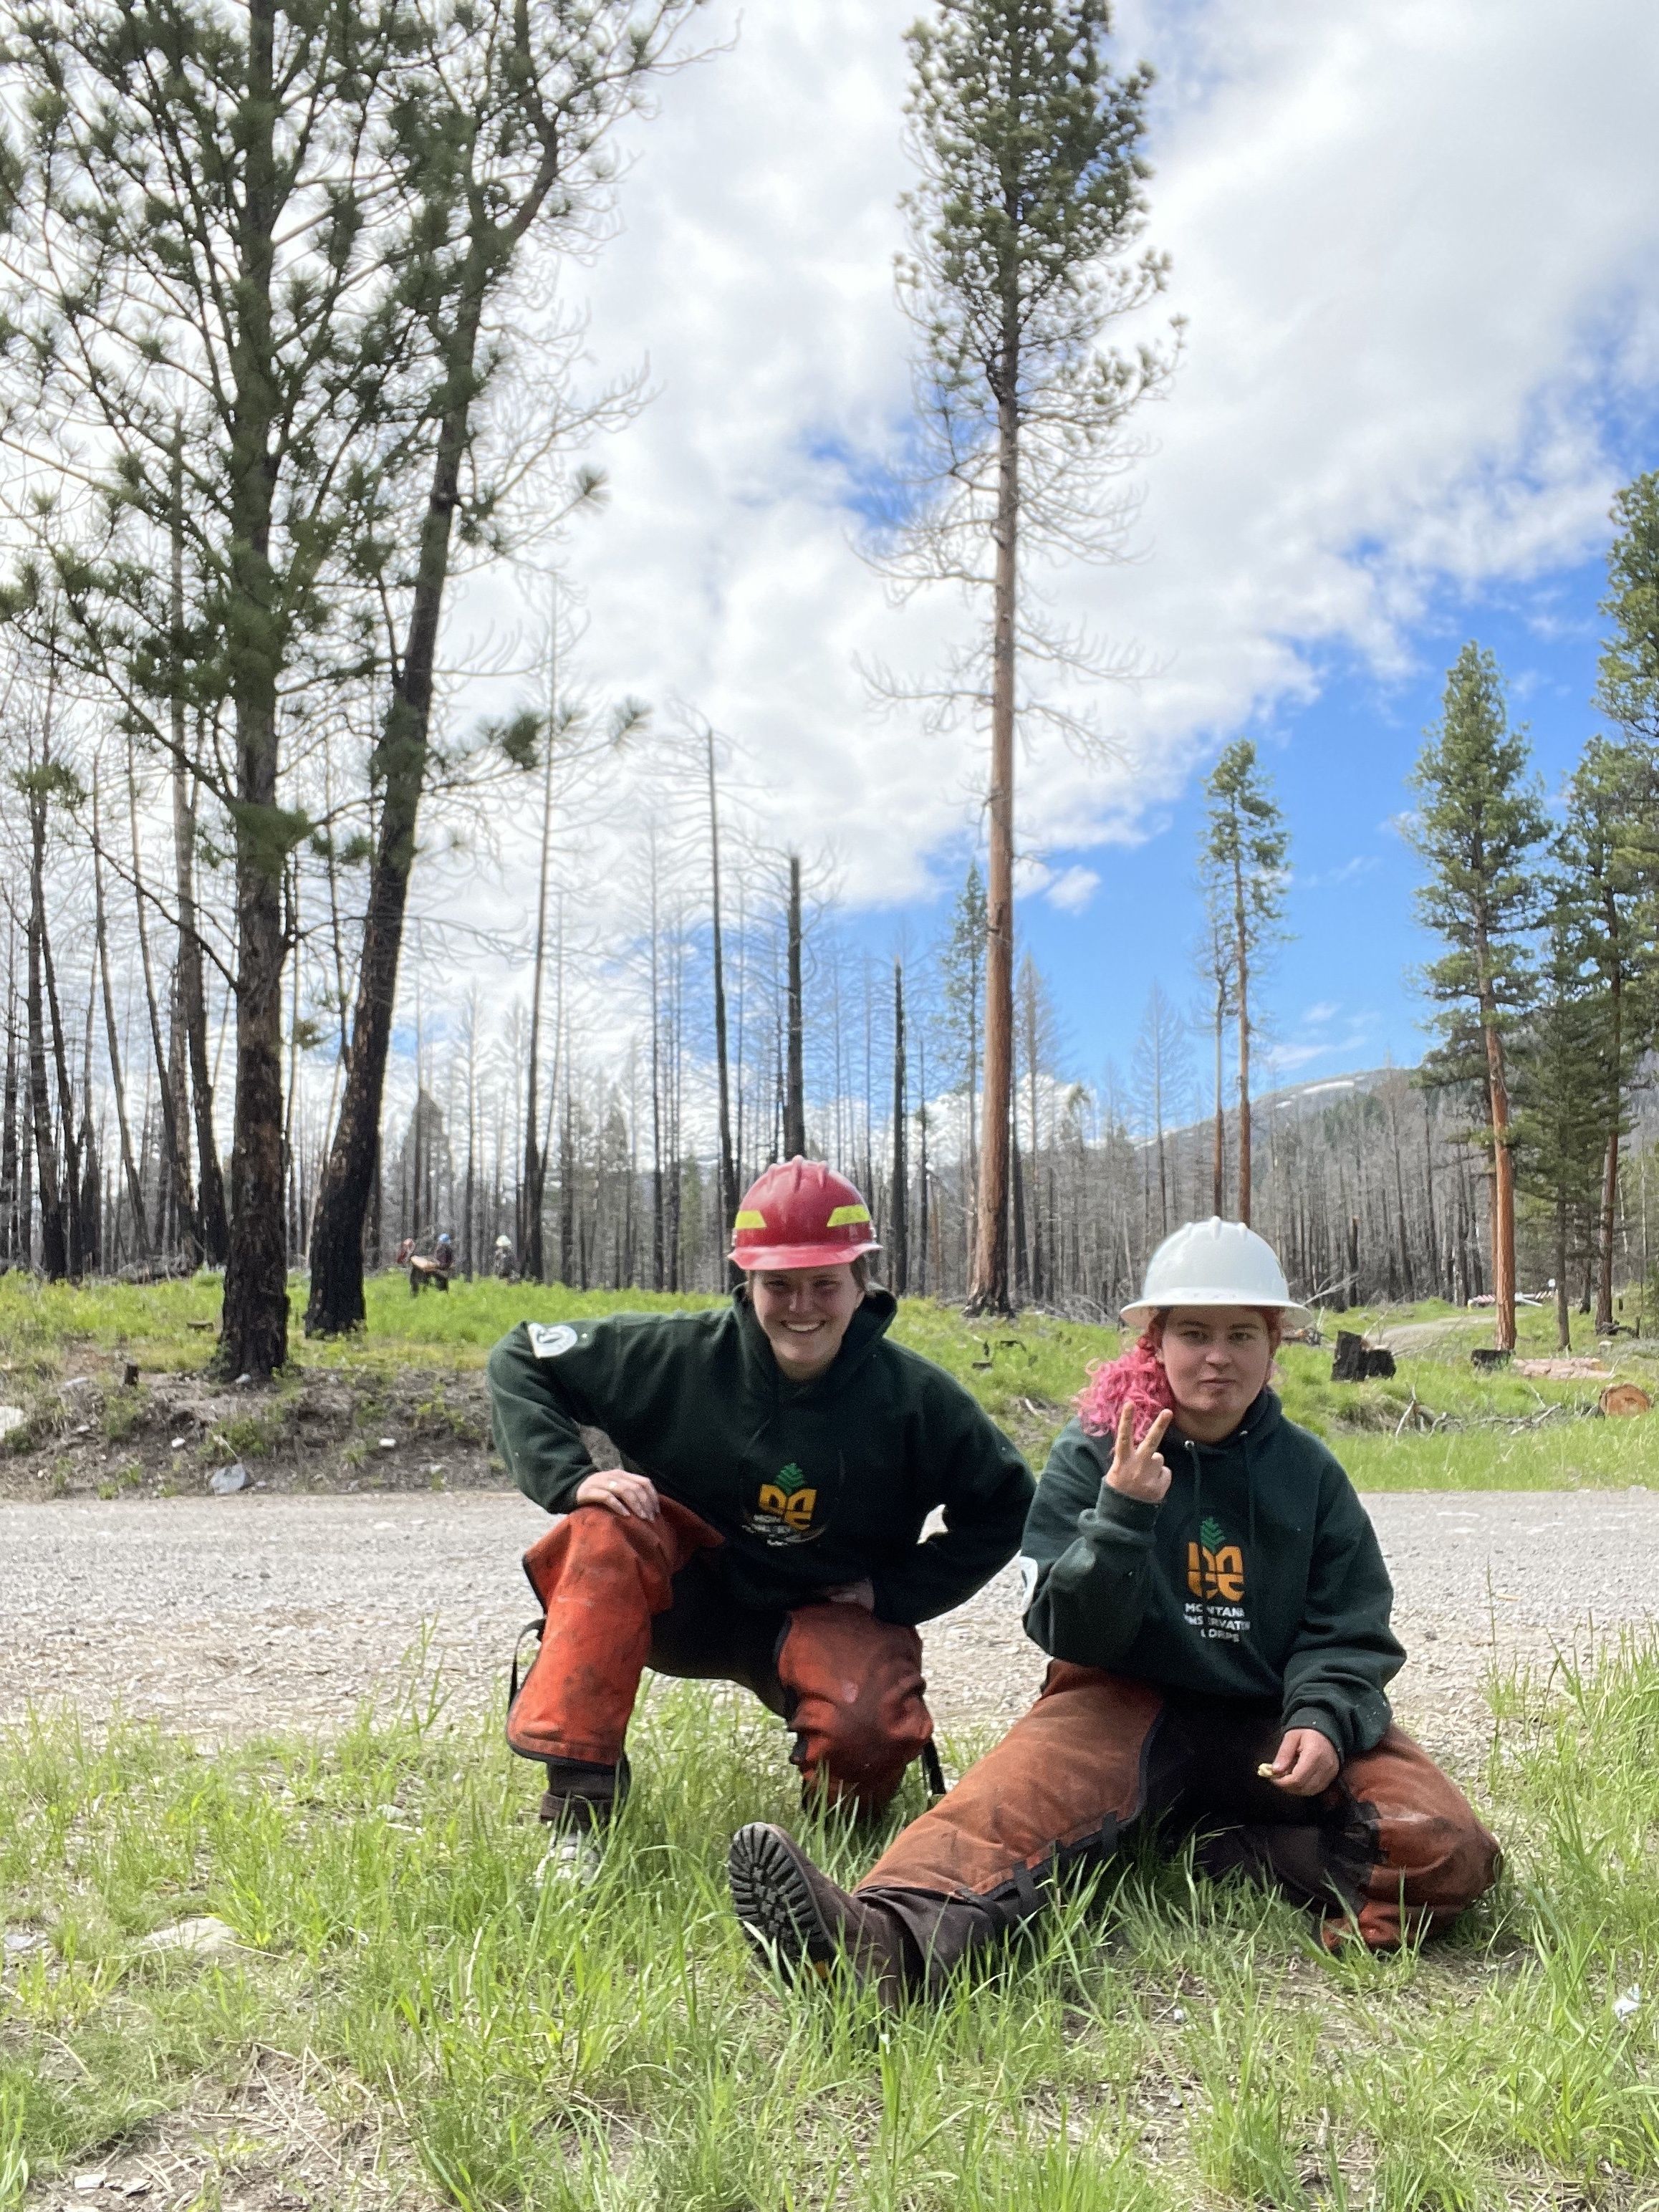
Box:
[1046,865,1102,914]
[441,0,1659,957]
[1260,1003,1380,1078]
[1297,855,1379,891]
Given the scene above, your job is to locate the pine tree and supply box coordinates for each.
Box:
[1409,644,1547,1353]
[893,0,1170,1313]
[1597,472,1659,748]
[303,0,698,1336]
[1511,903,1607,1352]
[1554,736,1659,1335]
[1200,739,1287,1226]
[2,0,425,1368]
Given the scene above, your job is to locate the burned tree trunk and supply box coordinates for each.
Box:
[171,438,228,1264]
[128,741,198,1261]
[25,791,67,1279]
[306,290,487,1336]
[784,854,806,1159]
[890,960,908,1294]
[173,746,226,1264]
[708,730,739,1279]
[92,773,150,1254]
[1,928,20,1267]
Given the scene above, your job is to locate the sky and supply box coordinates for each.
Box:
[440,0,1659,1102]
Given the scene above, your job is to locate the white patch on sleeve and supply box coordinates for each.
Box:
[1018,1554,1039,1607]
[527,1322,580,1360]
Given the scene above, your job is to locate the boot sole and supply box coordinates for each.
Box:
[728,1823,837,1983]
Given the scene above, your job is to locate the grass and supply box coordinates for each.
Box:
[4,1641,1659,2208]
[5,1273,1659,1489]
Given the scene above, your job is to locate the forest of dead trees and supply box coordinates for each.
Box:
[1,1,1657,1363]
[5,726,1659,1340]
[4,463,1659,1343]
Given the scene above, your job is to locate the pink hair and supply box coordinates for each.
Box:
[1075,1329,1174,1442]
[1077,1307,1285,1438]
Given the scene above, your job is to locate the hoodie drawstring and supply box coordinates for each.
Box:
[1188,1441,1209,1643]
[1190,1418,1256,1643]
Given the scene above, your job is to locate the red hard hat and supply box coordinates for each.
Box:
[728,1157,880,1271]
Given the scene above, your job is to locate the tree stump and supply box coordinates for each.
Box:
[1332,1332,1396,1382]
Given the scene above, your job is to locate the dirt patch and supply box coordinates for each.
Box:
[23,2049,443,2212]
[0,1356,496,1505]
[1374,1317,1494,1353]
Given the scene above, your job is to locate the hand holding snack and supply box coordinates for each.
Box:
[1260,1728,1340,1797]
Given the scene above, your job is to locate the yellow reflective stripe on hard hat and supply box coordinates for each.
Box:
[734,1209,767,1230]
[825,1204,871,1227]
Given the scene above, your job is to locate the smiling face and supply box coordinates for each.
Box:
[749,1264,865,1381]
[1153,1306,1278,1442]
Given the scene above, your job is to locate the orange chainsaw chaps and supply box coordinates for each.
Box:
[776,1602,933,1817]
[506,1497,722,1768]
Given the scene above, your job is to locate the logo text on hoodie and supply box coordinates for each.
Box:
[1186,1517,1249,1640]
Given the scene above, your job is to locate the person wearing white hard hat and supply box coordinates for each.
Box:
[727,1217,1500,2002]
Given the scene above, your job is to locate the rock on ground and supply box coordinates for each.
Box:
[1,1491,1654,1784]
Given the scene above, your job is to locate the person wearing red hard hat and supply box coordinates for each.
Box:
[486,1158,1033,1870]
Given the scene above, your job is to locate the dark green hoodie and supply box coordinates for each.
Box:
[1021,1391,1403,1761]
[487,1292,1034,1625]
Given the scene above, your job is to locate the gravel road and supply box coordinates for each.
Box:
[1,1490,1653,1781]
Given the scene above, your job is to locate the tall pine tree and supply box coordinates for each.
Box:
[1511,901,1607,1351]
[1409,645,1546,1354]
[893,0,1170,1312]
[1554,736,1659,1335]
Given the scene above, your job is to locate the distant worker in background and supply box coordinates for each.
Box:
[487,1158,1034,1872]
[492,1234,517,1282]
[728,1217,1501,1999]
[403,1233,454,1297]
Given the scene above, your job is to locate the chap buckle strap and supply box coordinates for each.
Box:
[508,1617,545,1712]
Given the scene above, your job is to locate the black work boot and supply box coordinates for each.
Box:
[535,1755,630,1891]
[539,1751,631,1828]
[728,1822,914,2004]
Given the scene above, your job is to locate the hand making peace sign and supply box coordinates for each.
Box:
[1103,1403,1173,1504]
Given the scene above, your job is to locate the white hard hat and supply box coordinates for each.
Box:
[1121,1216,1310,1332]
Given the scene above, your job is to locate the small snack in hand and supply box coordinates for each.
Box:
[1256,1761,1278,1779]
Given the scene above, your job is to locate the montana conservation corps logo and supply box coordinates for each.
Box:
[744,1461,823,1546]
[1186,1516,1244,1602]
[1184,1516,1250,1640]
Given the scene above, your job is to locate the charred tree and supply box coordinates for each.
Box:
[784,854,806,1158]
